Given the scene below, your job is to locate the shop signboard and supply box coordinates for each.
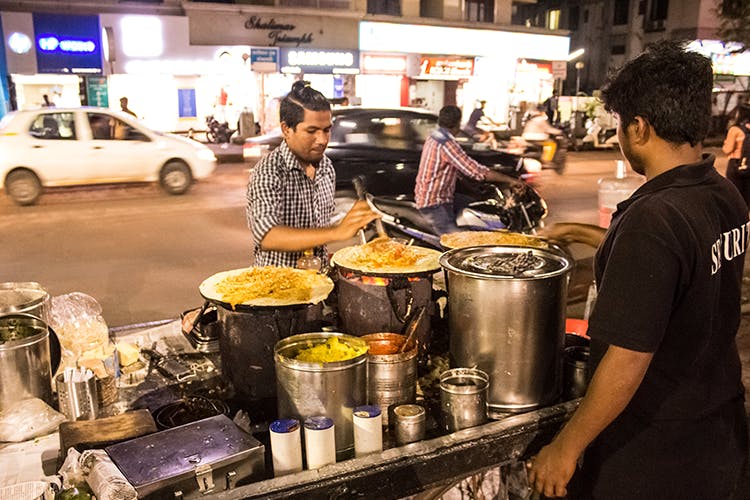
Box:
[251,48,279,73]
[551,60,567,80]
[361,53,407,75]
[178,89,197,118]
[419,57,474,78]
[85,76,108,107]
[32,13,103,74]
[280,48,359,75]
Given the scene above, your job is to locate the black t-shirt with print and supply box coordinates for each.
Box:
[578,155,749,498]
[589,154,748,420]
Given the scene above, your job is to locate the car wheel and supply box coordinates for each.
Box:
[159,160,193,195]
[5,169,42,206]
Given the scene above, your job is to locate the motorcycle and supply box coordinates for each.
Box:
[504,134,567,175]
[581,117,618,149]
[205,115,235,144]
[355,178,548,249]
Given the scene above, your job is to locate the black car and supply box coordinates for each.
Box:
[243,107,525,196]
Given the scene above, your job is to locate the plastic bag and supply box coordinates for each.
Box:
[49,293,112,374]
[0,398,66,442]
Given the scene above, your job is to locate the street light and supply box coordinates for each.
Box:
[566,48,585,62]
[574,61,585,131]
[575,61,585,96]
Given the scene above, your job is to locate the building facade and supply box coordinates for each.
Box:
[0,0,570,132]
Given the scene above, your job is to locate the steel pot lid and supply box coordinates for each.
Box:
[439,245,572,279]
[0,282,49,314]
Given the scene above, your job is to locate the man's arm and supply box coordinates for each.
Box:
[442,139,521,185]
[528,345,653,498]
[723,126,739,156]
[540,222,607,249]
[260,200,378,251]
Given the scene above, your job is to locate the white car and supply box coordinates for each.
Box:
[0,107,217,205]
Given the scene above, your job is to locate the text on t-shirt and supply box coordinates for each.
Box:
[711,221,750,275]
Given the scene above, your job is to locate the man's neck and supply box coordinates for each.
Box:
[643,143,703,180]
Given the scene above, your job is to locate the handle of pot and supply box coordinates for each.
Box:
[385,276,414,324]
[182,301,212,336]
[48,326,61,376]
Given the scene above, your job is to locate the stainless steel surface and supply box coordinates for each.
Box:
[0,314,53,410]
[440,245,572,412]
[361,333,418,427]
[55,372,99,421]
[274,332,368,459]
[0,282,50,323]
[563,346,590,400]
[392,404,426,445]
[440,368,489,432]
[106,414,265,498]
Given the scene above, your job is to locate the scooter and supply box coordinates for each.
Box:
[581,117,618,150]
[205,115,235,144]
[359,180,548,249]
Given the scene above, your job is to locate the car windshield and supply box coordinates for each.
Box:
[0,113,15,130]
[331,113,437,149]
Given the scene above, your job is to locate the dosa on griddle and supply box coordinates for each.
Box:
[332,239,441,274]
[199,266,334,307]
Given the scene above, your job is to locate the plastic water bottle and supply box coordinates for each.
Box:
[296,249,321,271]
[597,160,644,228]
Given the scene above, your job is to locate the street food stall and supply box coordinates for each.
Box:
[0,235,588,499]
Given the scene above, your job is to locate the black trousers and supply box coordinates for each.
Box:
[567,398,749,500]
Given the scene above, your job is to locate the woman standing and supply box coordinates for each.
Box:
[722,104,750,208]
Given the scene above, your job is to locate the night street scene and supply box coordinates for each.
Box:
[2,0,750,498]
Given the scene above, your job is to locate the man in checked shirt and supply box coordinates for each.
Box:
[415,105,523,235]
[247,81,378,267]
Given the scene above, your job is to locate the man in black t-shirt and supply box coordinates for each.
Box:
[528,41,749,499]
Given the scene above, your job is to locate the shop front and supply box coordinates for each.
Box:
[100,13,259,135]
[2,11,104,111]
[358,21,569,128]
[185,5,360,133]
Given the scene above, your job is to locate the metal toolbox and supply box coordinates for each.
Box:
[105,414,265,499]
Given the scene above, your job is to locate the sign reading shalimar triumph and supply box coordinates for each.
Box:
[186,8,358,50]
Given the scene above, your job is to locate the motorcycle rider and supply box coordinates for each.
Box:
[523,104,565,169]
[415,105,523,235]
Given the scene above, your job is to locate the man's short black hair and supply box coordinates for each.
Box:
[280,81,331,130]
[600,40,713,147]
[438,105,462,129]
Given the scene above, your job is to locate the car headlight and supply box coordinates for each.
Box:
[198,149,217,161]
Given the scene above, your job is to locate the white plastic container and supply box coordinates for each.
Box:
[598,160,644,228]
[304,416,336,469]
[353,405,383,457]
[269,418,303,476]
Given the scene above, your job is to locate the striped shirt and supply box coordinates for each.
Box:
[246,141,336,267]
[414,127,489,209]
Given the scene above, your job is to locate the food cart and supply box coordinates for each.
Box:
[0,237,588,499]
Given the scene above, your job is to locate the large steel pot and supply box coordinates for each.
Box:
[440,245,572,413]
[0,282,50,323]
[275,332,368,460]
[0,314,55,410]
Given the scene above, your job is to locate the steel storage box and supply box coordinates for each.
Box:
[105,414,265,499]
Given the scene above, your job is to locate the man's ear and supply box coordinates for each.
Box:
[280,121,291,139]
[630,116,651,145]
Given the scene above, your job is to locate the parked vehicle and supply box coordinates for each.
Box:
[581,117,618,150]
[243,107,531,181]
[0,107,217,206]
[355,179,548,249]
[205,115,235,144]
